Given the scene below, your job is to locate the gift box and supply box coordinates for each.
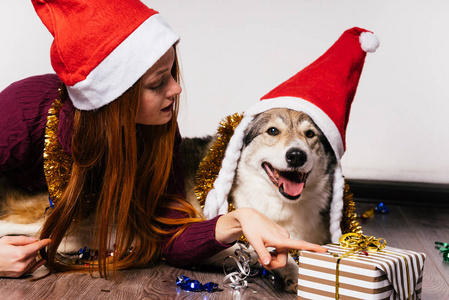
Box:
[297,244,426,300]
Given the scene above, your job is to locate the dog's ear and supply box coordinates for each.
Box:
[243,113,268,147]
[315,125,337,163]
[243,127,257,147]
[304,116,337,164]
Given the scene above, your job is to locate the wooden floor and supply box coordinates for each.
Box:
[0,201,448,299]
[355,202,449,300]
[0,257,291,300]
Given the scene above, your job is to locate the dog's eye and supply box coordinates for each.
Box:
[267,127,279,136]
[305,130,315,138]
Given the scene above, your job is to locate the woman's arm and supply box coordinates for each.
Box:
[162,207,326,269]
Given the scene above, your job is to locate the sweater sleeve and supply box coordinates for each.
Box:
[160,129,234,267]
[0,74,61,191]
[161,212,233,268]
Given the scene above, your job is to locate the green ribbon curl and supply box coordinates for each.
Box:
[435,242,449,262]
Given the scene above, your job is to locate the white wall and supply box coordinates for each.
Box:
[1,1,448,184]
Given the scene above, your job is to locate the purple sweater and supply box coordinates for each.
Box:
[0,74,231,267]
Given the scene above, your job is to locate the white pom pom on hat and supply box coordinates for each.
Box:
[204,27,379,244]
[360,31,380,53]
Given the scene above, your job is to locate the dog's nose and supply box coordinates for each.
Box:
[285,148,307,167]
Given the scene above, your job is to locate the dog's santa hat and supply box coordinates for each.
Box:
[32,0,179,110]
[203,27,379,243]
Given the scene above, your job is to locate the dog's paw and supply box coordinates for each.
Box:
[283,277,298,293]
[271,256,299,293]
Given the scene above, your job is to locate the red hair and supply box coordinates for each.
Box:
[40,48,201,276]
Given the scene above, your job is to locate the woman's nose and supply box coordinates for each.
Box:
[167,76,182,97]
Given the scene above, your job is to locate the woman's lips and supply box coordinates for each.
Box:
[161,102,174,112]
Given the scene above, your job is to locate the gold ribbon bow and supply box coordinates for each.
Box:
[335,233,387,300]
[339,232,386,253]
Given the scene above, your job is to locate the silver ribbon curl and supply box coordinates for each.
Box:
[222,242,255,290]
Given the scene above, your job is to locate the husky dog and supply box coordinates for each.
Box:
[181,107,338,292]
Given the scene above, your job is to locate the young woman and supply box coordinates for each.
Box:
[0,0,326,278]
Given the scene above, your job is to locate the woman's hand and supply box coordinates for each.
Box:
[0,236,51,278]
[216,207,327,270]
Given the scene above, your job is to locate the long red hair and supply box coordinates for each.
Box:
[40,48,201,276]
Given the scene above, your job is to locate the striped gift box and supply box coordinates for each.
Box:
[298,244,426,300]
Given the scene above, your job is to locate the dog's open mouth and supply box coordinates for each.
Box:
[262,162,309,200]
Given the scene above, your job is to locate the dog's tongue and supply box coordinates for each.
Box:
[279,174,305,197]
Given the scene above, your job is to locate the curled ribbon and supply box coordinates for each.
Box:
[339,232,386,252]
[335,233,387,300]
[175,275,220,293]
[435,242,449,262]
[222,244,251,290]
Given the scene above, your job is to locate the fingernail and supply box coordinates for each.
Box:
[263,258,270,265]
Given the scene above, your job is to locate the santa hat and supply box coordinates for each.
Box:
[32,0,179,110]
[203,27,379,243]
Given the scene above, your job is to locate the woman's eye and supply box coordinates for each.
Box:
[149,77,166,90]
[149,82,163,90]
[305,130,315,138]
[267,127,279,136]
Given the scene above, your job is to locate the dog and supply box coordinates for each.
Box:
[181,108,338,292]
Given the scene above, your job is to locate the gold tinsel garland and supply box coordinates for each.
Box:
[43,86,73,206]
[193,113,362,235]
[340,183,363,234]
[194,112,244,212]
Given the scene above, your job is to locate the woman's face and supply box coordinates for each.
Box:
[136,47,182,125]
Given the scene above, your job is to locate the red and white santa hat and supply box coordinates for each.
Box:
[32,0,179,110]
[203,27,379,243]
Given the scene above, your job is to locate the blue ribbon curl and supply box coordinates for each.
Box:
[176,275,220,293]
